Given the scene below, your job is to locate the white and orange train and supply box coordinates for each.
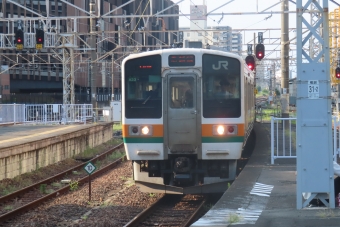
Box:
[122,48,255,194]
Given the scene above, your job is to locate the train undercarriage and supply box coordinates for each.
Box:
[132,155,237,194]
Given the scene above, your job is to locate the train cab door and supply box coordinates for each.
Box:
[166,75,199,153]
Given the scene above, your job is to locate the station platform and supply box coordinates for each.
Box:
[192,122,340,227]
[0,122,114,180]
[0,124,94,148]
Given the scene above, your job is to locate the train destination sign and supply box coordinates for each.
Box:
[168,55,195,67]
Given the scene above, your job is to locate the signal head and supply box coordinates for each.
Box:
[255,43,265,60]
[15,30,24,44]
[245,55,256,71]
[35,29,44,45]
[336,67,340,79]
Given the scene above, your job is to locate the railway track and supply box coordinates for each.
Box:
[124,194,207,227]
[0,142,124,223]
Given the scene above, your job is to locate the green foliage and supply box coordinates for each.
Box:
[73,138,123,159]
[275,88,281,96]
[228,213,241,224]
[95,160,102,169]
[40,184,47,194]
[257,86,262,92]
[108,150,125,161]
[0,185,17,196]
[262,89,269,94]
[69,180,79,191]
[3,205,13,211]
[113,123,122,131]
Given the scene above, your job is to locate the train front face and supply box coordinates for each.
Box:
[122,49,245,194]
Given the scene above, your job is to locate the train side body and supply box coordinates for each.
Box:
[122,48,255,194]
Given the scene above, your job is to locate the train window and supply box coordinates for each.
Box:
[169,77,194,109]
[202,54,241,118]
[124,55,162,118]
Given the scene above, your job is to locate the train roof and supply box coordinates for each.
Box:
[122,48,244,63]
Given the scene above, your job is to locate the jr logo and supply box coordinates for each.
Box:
[212,61,228,70]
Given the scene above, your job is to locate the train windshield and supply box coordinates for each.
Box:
[202,54,241,118]
[124,55,162,118]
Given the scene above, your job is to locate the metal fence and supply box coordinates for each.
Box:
[270,117,297,164]
[0,104,93,125]
[271,116,340,164]
[0,104,25,123]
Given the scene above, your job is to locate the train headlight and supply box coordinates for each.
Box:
[217,125,225,135]
[213,125,238,136]
[141,126,150,135]
[129,125,153,136]
[213,125,226,135]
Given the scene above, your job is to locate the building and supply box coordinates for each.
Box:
[0,0,179,105]
[178,2,242,55]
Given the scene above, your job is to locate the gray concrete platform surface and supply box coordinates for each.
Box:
[192,122,340,227]
[0,124,96,148]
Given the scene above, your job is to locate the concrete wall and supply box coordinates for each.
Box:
[0,123,114,180]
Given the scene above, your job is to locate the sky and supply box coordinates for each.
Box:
[176,0,340,63]
[177,0,339,30]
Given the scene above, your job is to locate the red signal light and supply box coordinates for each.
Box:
[245,55,256,71]
[35,29,44,45]
[15,29,24,45]
[255,44,265,60]
[336,67,340,79]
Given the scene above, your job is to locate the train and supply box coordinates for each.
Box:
[122,48,255,194]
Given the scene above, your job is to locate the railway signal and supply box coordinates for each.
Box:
[336,67,340,79]
[245,55,255,71]
[15,29,24,50]
[36,29,44,49]
[255,43,265,60]
[256,32,265,60]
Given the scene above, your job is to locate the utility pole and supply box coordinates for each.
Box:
[90,0,97,114]
[281,0,289,118]
[112,55,114,102]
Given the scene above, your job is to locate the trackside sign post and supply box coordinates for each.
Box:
[84,162,96,201]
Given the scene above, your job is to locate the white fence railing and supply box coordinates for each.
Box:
[271,116,340,164]
[270,117,297,164]
[0,104,25,123]
[0,104,93,125]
